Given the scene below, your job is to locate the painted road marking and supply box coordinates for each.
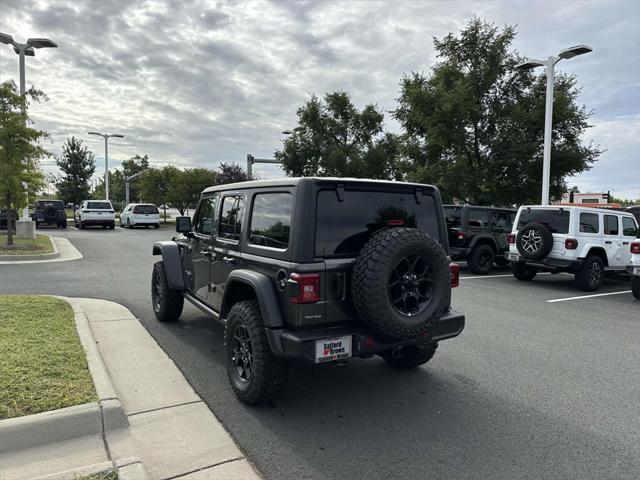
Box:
[547,290,631,303]
[460,272,555,280]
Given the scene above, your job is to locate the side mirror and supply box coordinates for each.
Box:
[176,216,192,233]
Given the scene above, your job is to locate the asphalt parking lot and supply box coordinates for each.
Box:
[2,227,638,480]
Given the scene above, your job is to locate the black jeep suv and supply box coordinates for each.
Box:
[151,178,465,404]
[32,200,67,228]
[443,205,516,274]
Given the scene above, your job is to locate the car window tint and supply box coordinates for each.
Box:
[249,193,292,249]
[219,196,244,241]
[87,201,112,210]
[443,207,462,228]
[133,205,159,214]
[622,217,637,237]
[579,213,599,233]
[517,209,570,234]
[468,209,488,228]
[315,189,440,257]
[604,215,619,235]
[492,211,510,230]
[195,196,218,236]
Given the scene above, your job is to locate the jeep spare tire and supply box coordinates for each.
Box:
[516,222,553,260]
[45,206,58,220]
[352,228,450,340]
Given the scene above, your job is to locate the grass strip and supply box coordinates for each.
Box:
[0,234,54,256]
[0,296,96,419]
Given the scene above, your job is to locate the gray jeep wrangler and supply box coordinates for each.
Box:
[151,178,465,404]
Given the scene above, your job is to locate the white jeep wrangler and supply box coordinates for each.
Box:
[628,238,640,300]
[506,206,639,291]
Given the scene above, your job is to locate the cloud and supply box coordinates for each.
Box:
[0,0,638,197]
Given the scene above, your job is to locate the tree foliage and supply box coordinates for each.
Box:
[0,81,47,244]
[394,18,600,205]
[167,168,217,215]
[55,137,95,205]
[139,166,178,221]
[217,162,249,184]
[275,92,403,179]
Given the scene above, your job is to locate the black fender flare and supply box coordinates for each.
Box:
[468,235,499,253]
[221,270,284,328]
[152,241,185,290]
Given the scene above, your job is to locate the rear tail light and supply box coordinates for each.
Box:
[565,238,578,250]
[288,273,320,304]
[387,219,404,226]
[631,242,640,254]
[507,233,516,244]
[456,230,465,241]
[449,263,460,288]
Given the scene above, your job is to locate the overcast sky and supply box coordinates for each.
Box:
[1,0,638,199]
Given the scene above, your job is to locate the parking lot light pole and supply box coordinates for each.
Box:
[88,132,124,200]
[516,45,592,205]
[0,32,57,224]
[125,170,146,205]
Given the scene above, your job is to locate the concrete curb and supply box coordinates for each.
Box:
[0,234,60,261]
[0,296,128,455]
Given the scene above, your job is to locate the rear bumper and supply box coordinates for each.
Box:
[508,252,582,273]
[80,219,115,226]
[626,265,640,276]
[265,309,465,363]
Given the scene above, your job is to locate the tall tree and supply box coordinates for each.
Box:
[55,137,95,205]
[140,166,178,222]
[217,162,249,184]
[168,168,217,215]
[275,92,403,179]
[394,18,600,205]
[0,81,47,246]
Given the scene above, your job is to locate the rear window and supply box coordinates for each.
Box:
[579,213,599,233]
[443,206,462,228]
[37,201,64,208]
[249,193,292,249]
[315,189,440,257]
[87,201,113,210]
[132,205,159,214]
[622,217,637,237]
[517,208,570,234]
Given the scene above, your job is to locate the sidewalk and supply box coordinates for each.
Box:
[0,297,261,480]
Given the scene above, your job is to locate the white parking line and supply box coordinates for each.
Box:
[547,290,631,303]
[460,272,554,280]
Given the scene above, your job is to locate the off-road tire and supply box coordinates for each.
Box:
[382,343,437,369]
[632,277,640,300]
[224,300,289,405]
[516,222,553,260]
[468,244,495,274]
[151,261,184,322]
[511,262,537,281]
[352,228,450,340]
[575,255,605,292]
[154,224,160,229]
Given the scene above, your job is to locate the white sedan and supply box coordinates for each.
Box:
[120,203,161,229]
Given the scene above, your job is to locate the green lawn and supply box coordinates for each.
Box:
[0,234,54,255]
[0,296,97,419]
[75,470,118,480]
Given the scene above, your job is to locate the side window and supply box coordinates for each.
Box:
[622,217,638,237]
[194,195,218,236]
[468,209,488,228]
[249,193,293,249]
[579,213,599,234]
[219,196,244,241]
[604,215,619,235]
[491,211,509,231]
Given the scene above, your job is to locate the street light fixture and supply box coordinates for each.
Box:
[88,132,125,200]
[516,44,592,205]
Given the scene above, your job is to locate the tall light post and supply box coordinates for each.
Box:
[125,170,146,205]
[88,132,124,200]
[516,45,592,205]
[0,32,57,228]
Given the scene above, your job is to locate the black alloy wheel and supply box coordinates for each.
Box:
[230,324,253,382]
[388,254,434,317]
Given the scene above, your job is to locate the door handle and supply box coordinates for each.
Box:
[623,242,629,245]
[203,251,216,259]
[223,256,237,265]
[604,241,612,244]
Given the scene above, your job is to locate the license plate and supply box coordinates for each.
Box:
[508,252,519,262]
[633,266,640,276]
[315,335,352,363]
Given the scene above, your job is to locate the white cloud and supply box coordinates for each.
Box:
[0,0,638,198]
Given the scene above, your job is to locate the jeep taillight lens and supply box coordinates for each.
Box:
[449,263,460,288]
[289,273,320,304]
[565,238,578,250]
[507,233,516,244]
[456,230,465,241]
[631,242,640,254]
